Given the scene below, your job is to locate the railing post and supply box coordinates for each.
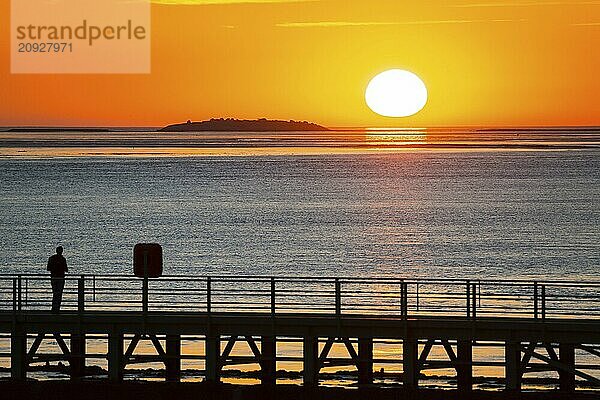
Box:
[541,285,546,321]
[205,277,218,382]
[78,276,85,313]
[400,281,408,318]
[471,283,477,320]
[534,281,538,320]
[335,278,341,316]
[73,275,86,379]
[416,283,419,312]
[12,278,17,313]
[206,276,212,315]
[270,277,276,317]
[466,280,471,318]
[17,275,22,311]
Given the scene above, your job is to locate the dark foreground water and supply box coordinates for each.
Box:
[0,149,598,280]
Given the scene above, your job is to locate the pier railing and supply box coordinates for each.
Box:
[0,274,599,320]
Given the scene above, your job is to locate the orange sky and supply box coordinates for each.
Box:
[1,0,600,128]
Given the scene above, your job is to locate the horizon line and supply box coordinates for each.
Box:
[1,124,600,131]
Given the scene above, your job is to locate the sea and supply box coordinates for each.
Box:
[0,128,598,279]
[0,128,598,387]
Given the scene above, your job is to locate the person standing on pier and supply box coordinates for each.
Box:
[47,246,68,312]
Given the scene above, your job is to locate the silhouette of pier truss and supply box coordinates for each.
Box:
[1,275,599,392]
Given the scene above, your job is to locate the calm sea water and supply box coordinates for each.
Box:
[0,147,598,280]
[1,131,599,386]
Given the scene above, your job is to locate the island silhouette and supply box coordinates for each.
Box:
[161,118,328,132]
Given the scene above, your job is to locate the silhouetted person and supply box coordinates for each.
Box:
[47,246,68,312]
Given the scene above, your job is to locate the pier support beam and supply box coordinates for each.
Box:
[358,337,373,385]
[166,335,181,382]
[505,341,521,391]
[108,331,123,382]
[457,340,473,391]
[403,338,418,389]
[10,328,26,380]
[70,333,86,379]
[559,343,575,392]
[205,334,220,382]
[260,336,276,385]
[303,336,319,386]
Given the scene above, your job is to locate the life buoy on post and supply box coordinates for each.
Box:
[134,243,163,278]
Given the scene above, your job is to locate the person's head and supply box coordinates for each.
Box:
[56,246,63,255]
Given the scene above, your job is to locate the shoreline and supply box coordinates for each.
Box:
[3,366,599,391]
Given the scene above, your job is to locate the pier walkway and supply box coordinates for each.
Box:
[1,275,599,392]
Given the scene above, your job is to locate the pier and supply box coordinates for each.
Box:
[1,275,599,393]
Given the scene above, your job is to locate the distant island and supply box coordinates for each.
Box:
[161,118,328,132]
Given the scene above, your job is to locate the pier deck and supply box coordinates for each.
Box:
[1,275,599,392]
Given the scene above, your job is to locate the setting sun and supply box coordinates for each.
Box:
[365,69,428,118]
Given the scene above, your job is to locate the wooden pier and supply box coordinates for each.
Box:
[1,275,599,393]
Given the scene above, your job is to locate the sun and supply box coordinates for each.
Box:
[365,69,428,118]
